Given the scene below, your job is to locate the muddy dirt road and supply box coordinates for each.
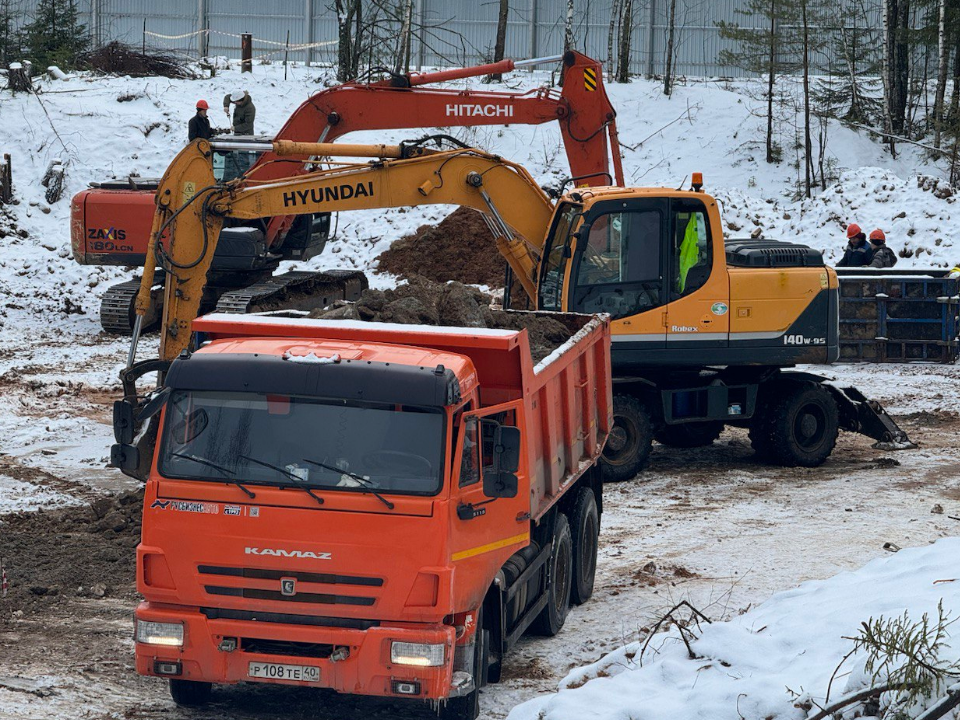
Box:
[2,351,958,720]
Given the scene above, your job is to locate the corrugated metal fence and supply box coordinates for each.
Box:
[12,0,885,77]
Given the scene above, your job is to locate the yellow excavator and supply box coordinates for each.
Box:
[117,137,912,482]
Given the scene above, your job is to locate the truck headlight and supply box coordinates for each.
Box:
[136,620,184,647]
[390,641,445,667]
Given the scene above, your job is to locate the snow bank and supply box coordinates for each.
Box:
[508,538,960,720]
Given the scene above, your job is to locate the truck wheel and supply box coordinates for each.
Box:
[655,421,723,448]
[749,382,839,467]
[441,608,486,720]
[169,679,212,707]
[530,513,573,636]
[570,487,599,605]
[601,395,652,482]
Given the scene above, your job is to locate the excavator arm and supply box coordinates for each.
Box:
[132,139,556,363]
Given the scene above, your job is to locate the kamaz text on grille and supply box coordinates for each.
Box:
[283,182,374,208]
[445,103,515,117]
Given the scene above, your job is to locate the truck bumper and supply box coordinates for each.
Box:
[134,602,458,700]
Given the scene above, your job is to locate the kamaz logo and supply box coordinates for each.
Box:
[245,547,332,560]
[445,103,514,118]
[282,182,374,208]
[87,227,127,240]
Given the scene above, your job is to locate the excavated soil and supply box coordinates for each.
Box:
[310,277,578,364]
[0,488,142,617]
[375,208,508,288]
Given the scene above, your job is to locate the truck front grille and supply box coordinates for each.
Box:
[201,607,379,630]
[205,585,375,606]
[198,565,383,587]
[240,637,334,658]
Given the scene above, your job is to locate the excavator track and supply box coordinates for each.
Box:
[214,270,369,315]
[100,278,163,335]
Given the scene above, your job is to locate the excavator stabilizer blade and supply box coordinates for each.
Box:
[829,385,917,451]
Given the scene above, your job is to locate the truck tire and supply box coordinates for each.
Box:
[655,421,723,448]
[441,608,487,720]
[530,513,573,637]
[601,394,653,482]
[570,487,599,605]
[169,679,212,707]
[749,382,839,467]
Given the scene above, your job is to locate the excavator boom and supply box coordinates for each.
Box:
[134,140,555,362]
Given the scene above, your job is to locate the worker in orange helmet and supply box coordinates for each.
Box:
[188,99,213,142]
[868,228,898,268]
[837,223,873,267]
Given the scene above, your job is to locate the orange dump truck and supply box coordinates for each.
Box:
[128,310,611,719]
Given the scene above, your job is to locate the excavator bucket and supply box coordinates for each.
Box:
[828,385,917,450]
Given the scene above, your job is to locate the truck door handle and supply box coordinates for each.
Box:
[457,502,488,520]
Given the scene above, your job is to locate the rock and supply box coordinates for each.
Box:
[90,583,106,598]
[932,504,944,515]
[102,511,127,532]
[90,497,113,520]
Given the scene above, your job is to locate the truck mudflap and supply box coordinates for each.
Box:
[826,385,917,451]
[135,602,460,700]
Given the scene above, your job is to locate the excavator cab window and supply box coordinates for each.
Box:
[670,200,712,300]
[538,203,582,311]
[212,149,262,182]
[569,199,667,319]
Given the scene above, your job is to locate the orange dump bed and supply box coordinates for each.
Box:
[192,310,612,519]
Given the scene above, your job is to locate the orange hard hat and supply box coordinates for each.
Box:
[196,99,209,109]
[846,223,862,238]
[869,228,886,242]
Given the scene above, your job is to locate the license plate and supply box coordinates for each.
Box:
[248,661,320,682]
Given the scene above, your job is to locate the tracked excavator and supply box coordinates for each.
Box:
[73,51,621,334]
[114,138,913,483]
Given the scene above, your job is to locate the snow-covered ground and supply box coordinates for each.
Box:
[2,61,960,720]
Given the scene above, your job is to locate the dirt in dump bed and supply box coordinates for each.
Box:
[310,276,580,364]
[0,488,143,617]
[375,207,509,288]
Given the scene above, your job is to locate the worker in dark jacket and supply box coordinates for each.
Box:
[837,223,874,267]
[223,90,256,135]
[187,99,212,142]
[868,228,898,268]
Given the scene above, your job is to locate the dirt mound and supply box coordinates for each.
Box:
[0,488,142,616]
[376,208,508,288]
[311,277,577,363]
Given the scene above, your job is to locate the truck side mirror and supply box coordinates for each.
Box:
[111,443,140,472]
[113,400,136,444]
[483,471,518,499]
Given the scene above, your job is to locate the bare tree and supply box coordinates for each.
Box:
[800,0,813,197]
[488,0,509,82]
[616,0,633,83]
[564,0,575,52]
[663,0,677,95]
[335,0,362,82]
[934,0,948,148]
[606,0,623,82]
[394,0,414,75]
[881,0,911,154]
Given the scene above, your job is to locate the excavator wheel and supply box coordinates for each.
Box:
[655,421,724,448]
[600,394,653,482]
[749,381,839,467]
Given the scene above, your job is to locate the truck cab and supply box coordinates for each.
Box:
[127,312,611,718]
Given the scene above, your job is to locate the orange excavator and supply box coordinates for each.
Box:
[71,52,622,333]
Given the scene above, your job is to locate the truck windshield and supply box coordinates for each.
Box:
[158,391,445,496]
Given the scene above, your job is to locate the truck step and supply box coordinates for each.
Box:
[214,270,368,315]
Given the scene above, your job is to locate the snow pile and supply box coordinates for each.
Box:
[0,475,78,513]
[508,538,960,720]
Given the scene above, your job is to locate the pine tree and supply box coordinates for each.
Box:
[717,0,803,163]
[21,0,90,71]
[0,0,19,68]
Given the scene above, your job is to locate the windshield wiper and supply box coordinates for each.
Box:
[238,454,324,506]
[170,451,256,499]
[303,458,395,510]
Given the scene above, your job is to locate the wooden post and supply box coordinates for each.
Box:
[142,19,146,55]
[284,29,290,80]
[304,0,314,66]
[0,153,13,205]
[241,33,252,73]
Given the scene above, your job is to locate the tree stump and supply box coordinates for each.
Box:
[7,62,32,93]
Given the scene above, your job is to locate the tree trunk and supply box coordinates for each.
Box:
[892,0,910,136]
[490,0,509,82]
[934,0,948,148]
[564,0,574,52]
[606,0,623,82]
[394,0,413,76]
[616,0,632,83]
[881,0,897,156]
[801,0,813,197]
[765,0,777,163]
[949,24,960,124]
[839,18,862,122]
[663,0,677,96]
[335,0,358,82]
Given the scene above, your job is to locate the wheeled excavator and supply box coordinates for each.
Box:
[73,51,621,333]
[114,138,913,484]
